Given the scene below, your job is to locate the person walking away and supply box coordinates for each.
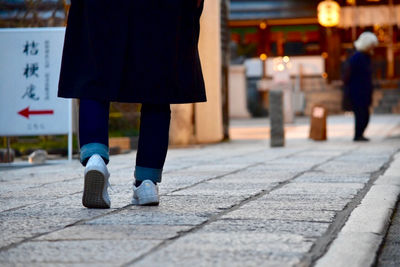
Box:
[58,1,206,208]
[347,32,378,142]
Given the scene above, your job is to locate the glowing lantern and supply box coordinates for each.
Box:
[259,53,267,61]
[318,0,341,27]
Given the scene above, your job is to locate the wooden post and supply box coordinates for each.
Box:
[326,27,341,82]
[351,1,357,42]
[309,105,327,141]
[387,0,395,79]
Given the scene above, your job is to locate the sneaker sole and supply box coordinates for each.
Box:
[82,170,110,209]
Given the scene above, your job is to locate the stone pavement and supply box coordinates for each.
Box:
[0,114,399,266]
[377,200,400,267]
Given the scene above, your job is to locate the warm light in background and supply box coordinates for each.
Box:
[322,72,328,79]
[282,56,290,63]
[259,53,267,61]
[259,21,267,30]
[346,0,356,5]
[322,52,329,59]
[272,57,292,72]
[318,0,341,27]
[277,64,285,71]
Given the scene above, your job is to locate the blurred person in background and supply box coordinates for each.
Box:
[344,32,378,142]
[58,0,206,208]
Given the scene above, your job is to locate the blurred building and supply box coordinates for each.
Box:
[229,0,400,115]
[0,0,66,27]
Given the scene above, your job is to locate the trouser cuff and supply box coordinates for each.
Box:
[135,166,162,183]
[80,143,109,166]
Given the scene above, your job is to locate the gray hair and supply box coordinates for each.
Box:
[354,32,378,52]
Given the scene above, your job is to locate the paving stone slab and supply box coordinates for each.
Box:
[0,180,84,212]
[245,198,348,211]
[158,172,220,194]
[250,163,312,172]
[261,193,353,205]
[0,239,160,265]
[293,172,371,184]
[0,177,81,196]
[231,168,298,178]
[217,155,273,164]
[183,163,250,172]
[24,263,112,267]
[0,164,82,183]
[333,158,389,168]
[162,171,216,182]
[295,150,344,157]
[0,195,112,249]
[270,182,364,197]
[163,170,226,181]
[86,209,207,226]
[157,195,244,212]
[36,225,191,241]
[0,182,43,195]
[222,208,336,223]
[269,156,330,166]
[0,196,41,213]
[169,180,267,197]
[211,171,294,184]
[131,232,311,267]
[105,185,139,208]
[87,194,244,226]
[202,219,330,238]
[316,161,384,174]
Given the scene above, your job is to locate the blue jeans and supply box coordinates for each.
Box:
[79,99,171,183]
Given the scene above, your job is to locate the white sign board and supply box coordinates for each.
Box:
[0,27,69,136]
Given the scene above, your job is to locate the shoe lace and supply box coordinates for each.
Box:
[107,180,114,192]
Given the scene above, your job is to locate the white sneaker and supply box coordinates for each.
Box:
[132,180,159,206]
[82,154,111,209]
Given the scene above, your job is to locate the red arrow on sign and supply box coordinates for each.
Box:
[18,107,54,119]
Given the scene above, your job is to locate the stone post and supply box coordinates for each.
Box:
[229,65,250,118]
[169,104,195,146]
[269,90,285,147]
[282,84,294,124]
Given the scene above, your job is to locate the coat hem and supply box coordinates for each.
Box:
[57,92,207,104]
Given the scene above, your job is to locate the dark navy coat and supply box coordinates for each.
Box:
[58,0,206,104]
[348,51,373,108]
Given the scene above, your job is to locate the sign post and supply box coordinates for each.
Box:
[68,99,73,161]
[0,27,73,161]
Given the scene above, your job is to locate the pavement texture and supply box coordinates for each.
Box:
[1,114,400,267]
[377,200,400,267]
